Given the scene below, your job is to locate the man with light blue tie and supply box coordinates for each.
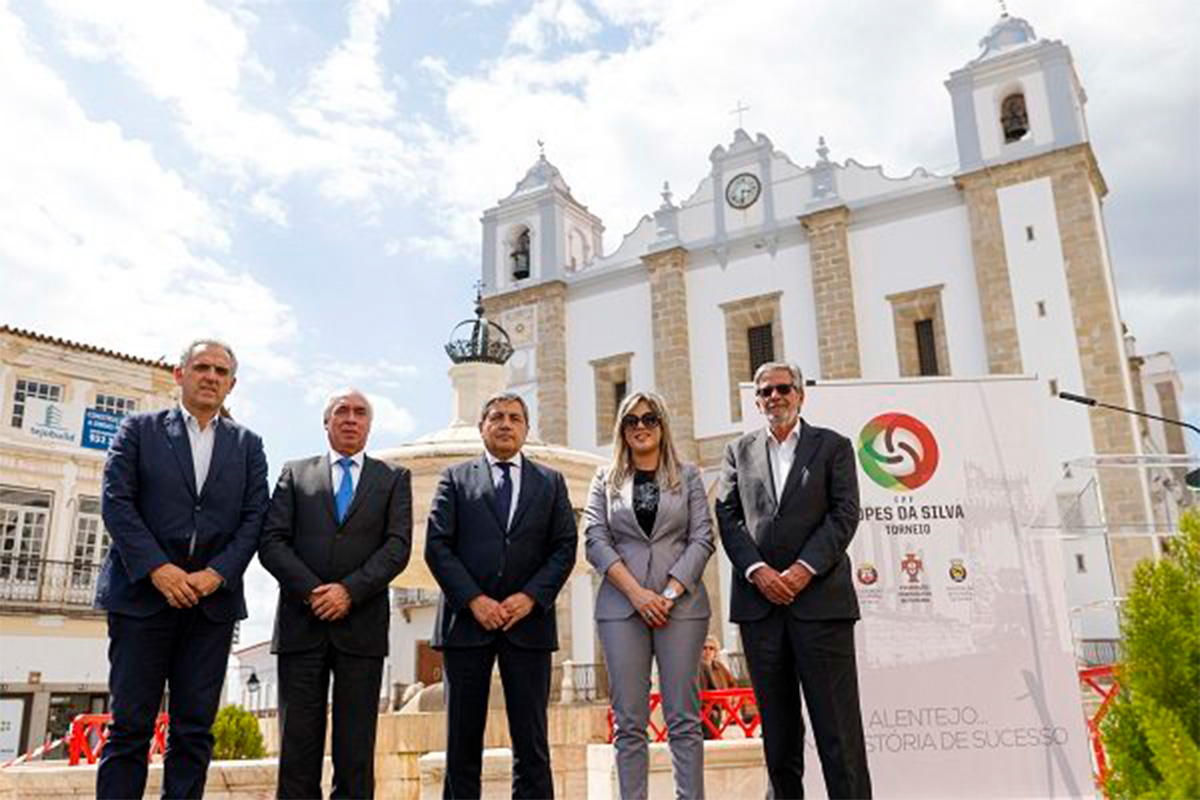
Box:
[260,388,412,799]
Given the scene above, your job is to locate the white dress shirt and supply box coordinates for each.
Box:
[180,405,222,580]
[746,421,815,580]
[180,405,217,492]
[766,422,802,502]
[485,450,523,529]
[330,450,365,500]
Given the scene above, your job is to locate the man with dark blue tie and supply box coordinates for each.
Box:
[97,339,268,799]
[425,392,577,799]
[260,388,412,799]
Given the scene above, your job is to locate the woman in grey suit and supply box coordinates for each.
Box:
[585,391,715,800]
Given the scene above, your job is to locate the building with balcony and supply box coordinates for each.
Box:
[0,326,175,760]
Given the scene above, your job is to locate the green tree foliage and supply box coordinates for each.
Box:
[211,705,266,761]
[1102,510,1200,799]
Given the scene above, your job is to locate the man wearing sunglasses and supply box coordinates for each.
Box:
[715,362,871,799]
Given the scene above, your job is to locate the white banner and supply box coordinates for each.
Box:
[741,376,1093,799]
[21,396,82,446]
[0,698,25,763]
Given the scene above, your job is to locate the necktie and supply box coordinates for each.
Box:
[335,456,355,523]
[494,462,513,530]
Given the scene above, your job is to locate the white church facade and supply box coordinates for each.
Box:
[472,14,1187,654]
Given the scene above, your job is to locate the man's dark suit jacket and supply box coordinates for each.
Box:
[425,454,577,651]
[715,419,861,623]
[259,455,412,658]
[97,408,269,622]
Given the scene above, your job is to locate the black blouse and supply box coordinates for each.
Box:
[632,469,660,535]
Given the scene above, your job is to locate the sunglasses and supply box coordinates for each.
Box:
[621,412,662,430]
[756,383,795,399]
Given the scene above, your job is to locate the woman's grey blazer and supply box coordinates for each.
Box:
[584,464,715,620]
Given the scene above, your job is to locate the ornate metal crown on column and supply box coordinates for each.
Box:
[444,289,514,365]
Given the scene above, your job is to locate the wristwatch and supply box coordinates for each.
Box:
[663,586,679,601]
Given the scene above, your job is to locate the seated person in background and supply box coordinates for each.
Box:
[699,636,737,738]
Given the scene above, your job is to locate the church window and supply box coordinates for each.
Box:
[1075,553,1087,574]
[1025,225,1036,241]
[591,353,633,445]
[1049,378,1059,397]
[1037,300,1047,318]
[747,324,775,376]
[915,319,939,376]
[887,284,950,378]
[1001,93,1029,143]
[721,292,784,422]
[567,228,589,273]
[511,228,531,281]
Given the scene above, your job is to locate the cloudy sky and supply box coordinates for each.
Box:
[1,0,1196,644]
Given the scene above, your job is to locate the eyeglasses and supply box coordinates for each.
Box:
[756,383,795,399]
[621,412,661,430]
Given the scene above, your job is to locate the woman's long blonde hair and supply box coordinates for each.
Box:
[605,391,683,492]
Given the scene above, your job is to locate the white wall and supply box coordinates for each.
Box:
[564,277,655,454]
[0,630,108,683]
[569,573,595,665]
[997,177,1094,471]
[388,604,439,686]
[848,203,988,379]
[685,242,815,439]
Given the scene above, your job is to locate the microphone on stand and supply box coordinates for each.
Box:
[1057,391,1200,489]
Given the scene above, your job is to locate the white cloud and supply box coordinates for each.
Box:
[508,0,602,52]
[388,234,466,262]
[297,0,398,126]
[366,393,417,439]
[0,5,297,379]
[297,357,421,440]
[249,189,288,226]
[43,0,440,214]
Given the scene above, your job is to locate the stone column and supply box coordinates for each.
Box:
[957,172,1024,374]
[482,281,568,446]
[957,144,1153,592]
[1050,148,1153,591]
[800,206,862,379]
[642,246,699,462]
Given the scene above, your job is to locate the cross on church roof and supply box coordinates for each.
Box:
[998,0,1009,17]
[537,139,546,158]
[730,100,750,129]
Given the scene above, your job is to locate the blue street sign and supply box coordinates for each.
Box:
[81,409,123,451]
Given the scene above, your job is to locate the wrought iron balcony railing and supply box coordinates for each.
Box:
[0,556,101,613]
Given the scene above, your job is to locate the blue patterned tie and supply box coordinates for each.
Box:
[335,456,355,523]
[494,462,513,530]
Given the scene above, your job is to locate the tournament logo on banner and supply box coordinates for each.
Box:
[857,412,939,491]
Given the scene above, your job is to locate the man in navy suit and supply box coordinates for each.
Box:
[96,339,268,800]
[425,392,577,799]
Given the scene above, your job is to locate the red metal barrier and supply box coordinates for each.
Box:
[67,713,169,766]
[1079,665,1119,794]
[608,687,760,742]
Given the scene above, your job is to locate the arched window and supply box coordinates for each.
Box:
[511,228,531,280]
[1001,93,1029,143]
